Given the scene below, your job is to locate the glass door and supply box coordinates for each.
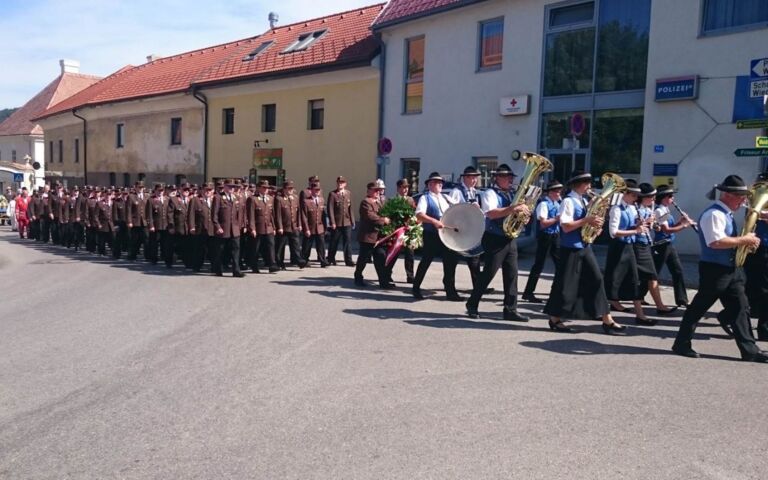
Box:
[544,150,588,184]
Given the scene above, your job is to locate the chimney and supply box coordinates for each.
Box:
[268,12,279,29]
[59,59,80,74]
[146,54,162,63]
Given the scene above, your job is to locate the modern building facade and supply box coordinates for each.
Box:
[373,0,768,253]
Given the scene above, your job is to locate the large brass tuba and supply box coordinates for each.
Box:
[502,152,553,239]
[581,172,626,244]
[735,180,768,267]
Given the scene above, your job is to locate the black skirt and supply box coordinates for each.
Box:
[633,243,658,281]
[604,240,640,301]
[544,246,610,320]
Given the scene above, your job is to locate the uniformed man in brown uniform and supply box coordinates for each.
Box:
[188,182,215,272]
[28,188,41,241]
[166,184,191,268]
[40,184,53,243]
[56,187,71,247]
[211,180,244,277]
[247,179,279,273]
[68,186,87,251]
[111,188,129,259]
[300,182,328,267]
[96,189,114,256]
[275,180,306,270]
[86,188,99,252]
[146,184,168,264]
[354,181,392,288]
[390,178,416,283]
[126,182,148,261]
[327,176,355,266]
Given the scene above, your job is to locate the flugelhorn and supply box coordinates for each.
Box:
[502,151,552,239]
[582,173,626,244]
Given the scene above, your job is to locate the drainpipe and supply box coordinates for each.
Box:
[192,88,209,182]
[72,109,88,185]
[374,33,386,180]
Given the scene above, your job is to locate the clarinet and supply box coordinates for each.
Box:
[671,201,700,233]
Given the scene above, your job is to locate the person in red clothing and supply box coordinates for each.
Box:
[15,187,30,239]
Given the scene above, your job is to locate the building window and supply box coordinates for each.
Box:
[109,172,116,186]
[595,0,650,92]
[702,0,768,35]
[74,138,80,163]
[549,2,595,28]
[478,18,504,70]
[308,99,324,130]
[49,141,53,163]
[541,111,592,150]
[222,108,235,134]
[12,149,17,162]
[283,30,326,53]
[123,173,131,187]
[58,140,63,163]
[404,36,425,114]
[544,26,595,96]
[473,157,498,188]
[262,104,276,132]
[138,173,146,182]
[591,108,643,179]
[175,174,186,186]
[116,123,125,148]
[170,117,182,145]
[242,41,274,61]
[401,158,420,193]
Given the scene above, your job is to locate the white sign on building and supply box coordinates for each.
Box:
[499,95,530,116]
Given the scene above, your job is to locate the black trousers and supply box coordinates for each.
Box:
[71,223,84,250]
[146,230,165,264]
[128,227,147,260]
[604,240,640,301]
[86,226,97,253]
[388,247,415,282]
[112,222,128,259]
[97,231,111,255]
[745,245,768,339]
[303,233,327,265]
[674,262,759,358]
[30,219,40,240]
[165,234,189,267]
[544,246,610,320]
[523,232,560,296]
[467,233,519,312]
[50,220,60,244]
[652,242,689,306]
[249,234,277,271]
[40,218,51,243]
[276,232,304,268]
[211,236,241,275]
[328,226,353,264]
[190,234,214,271]
[413,231,459,294]
[59,223,72,248]
[355,241,388,285]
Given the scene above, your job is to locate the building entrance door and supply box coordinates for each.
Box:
[544,151,588,185]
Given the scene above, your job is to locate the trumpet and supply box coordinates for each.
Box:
[670,201,699,233]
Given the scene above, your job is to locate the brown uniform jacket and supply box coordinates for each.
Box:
[357,197,388,244]
[275,193,301,233]
[96,201,113,233]
[126,193,148,227]
[146,195,168,231]
[27,195,39,220]
[57,196,70,224]
[301,195,325,235]
[87,198,99,228]
[167,196,189,235]
[327,189,354,228]
[69,195,86,224]
[112,198,127,224]
[188,196,214,236]
[247,194,276,235]
[212,193,242,239]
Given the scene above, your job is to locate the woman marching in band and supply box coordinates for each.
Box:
[543,170,625,334]
[652,184,693,308]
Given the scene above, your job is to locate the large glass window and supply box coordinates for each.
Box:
[473,156,498,188]
[549,2,594,27]
[596,0,650,92]
[591,108,643,179]
[404,36,425,114]
[541,112,591,150]
[401,158,420,193]
[478,18,504,70]
[702,0,768,34]
[543,28,595,96]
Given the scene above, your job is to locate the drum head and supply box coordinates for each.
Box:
[439,203,485,256]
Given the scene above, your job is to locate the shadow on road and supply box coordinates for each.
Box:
[343,307,544,331]
[519,338,737,361]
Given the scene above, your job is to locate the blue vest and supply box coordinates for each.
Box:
[561,196,586,249]
[457,185,479,204]
[615,204,637,244]
[539,198,560,235]
[635,206,652,245]
[485,188,513,237]
[757,220,768,248]
[655,208,676,243]
[699,203,736,267]
[422,193,444,234]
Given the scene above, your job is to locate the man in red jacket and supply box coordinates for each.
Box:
[15,187,30,239]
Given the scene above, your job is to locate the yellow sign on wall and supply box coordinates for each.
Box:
[756,137,768,148]
[653,176,676,188]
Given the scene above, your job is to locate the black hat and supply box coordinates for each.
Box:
[492,164,516,176]
[656,184,676,199]
[424,172,444,184]
[544,180,564,191]
[638,183,657,198]
[716,175,749,195]
[396,178,409,188]
[461,166,481,176]
[567,170,592,185]
[624,179,641,193]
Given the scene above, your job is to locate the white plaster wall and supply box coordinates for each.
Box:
[0,135,35,163]
[642,0,768,254]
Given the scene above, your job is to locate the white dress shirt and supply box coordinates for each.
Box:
[536,200,558,221]
[480,188,513,214]
[608,201,636,238]
[700,200,733,247]
[416,191,451,217]
[559,191,585,224]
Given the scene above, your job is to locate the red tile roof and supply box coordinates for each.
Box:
[372,0,486,29]
[0,72,101,135]
[36,3,385,120]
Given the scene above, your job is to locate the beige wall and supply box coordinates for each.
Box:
[206,74,379,203]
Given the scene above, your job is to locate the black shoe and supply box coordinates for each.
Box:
[522,294,543,304]
[320,263,329,268]
[677,302,689,308]
[656,307,678,316]
[610,305,630,313]
[484,287,495,294]
[672,344,700,358]
[252,268,261,274]
[327,260,337,266]
[354,277,367,287]
[233,272,245,278]
[268,266,280,273]
[214,272,223,277]
[635,317,657,326]
[602,322,627,335]
[549,319,574,332]
[406,277,414,284]
[280,265,287,271]
[466,303,479,319]
[446,292,464,302]
[412,288,424,300]
[741,351,768,363]
[345,262,356,267]
[719,322,734,337]
[503,310,529,322]
[298,261,307,269]
[380,282,396,290]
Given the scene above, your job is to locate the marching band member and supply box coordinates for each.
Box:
[745,171,768,342]
[465,164,529,321]
[543,170,625,334]
[449,166,483,292]
[652,185,692,307]
[390,178,416,284]
[672,175,766,362]
[522,180,563,303]
[412,172,462,301]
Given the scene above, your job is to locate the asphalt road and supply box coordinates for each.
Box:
[0,230,766,479]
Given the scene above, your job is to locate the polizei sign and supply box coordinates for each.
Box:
[655,76,699,102]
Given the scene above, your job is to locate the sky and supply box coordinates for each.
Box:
[0,0,377,108]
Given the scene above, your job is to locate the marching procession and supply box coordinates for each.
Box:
[5,157,768,363]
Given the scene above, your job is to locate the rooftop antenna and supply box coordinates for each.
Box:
[268,12,279,29]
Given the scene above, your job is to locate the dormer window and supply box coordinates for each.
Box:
[242,41,274,61]
[282,30,327,53]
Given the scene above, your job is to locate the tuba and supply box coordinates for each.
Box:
[502,152,553,238]
[581,172,626,244]
[735,180,768,267]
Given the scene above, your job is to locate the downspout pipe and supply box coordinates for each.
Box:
[192,88,209,182]
[72,109,88,185]
[374,33,386,180]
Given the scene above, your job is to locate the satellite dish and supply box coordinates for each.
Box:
[32,161,41,170]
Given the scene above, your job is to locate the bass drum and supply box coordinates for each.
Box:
[438,203,485,257]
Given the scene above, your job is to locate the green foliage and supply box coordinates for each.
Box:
[378,196,416,238]
[0,108,18,123]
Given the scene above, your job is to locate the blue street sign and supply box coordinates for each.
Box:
[751,58,768,79]
[654,145,664,153]
[653,164,678,176]
[12,173,24,182]
[655,76,699,102]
